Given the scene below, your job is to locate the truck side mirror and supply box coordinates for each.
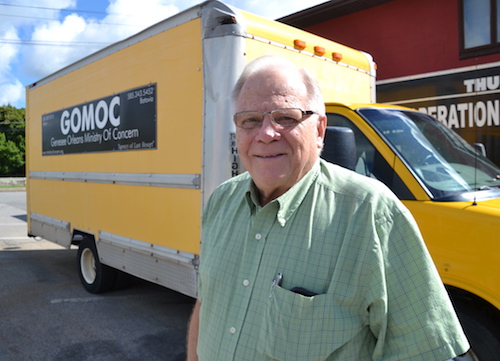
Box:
[321,126,357,171]
[474,142,487,157]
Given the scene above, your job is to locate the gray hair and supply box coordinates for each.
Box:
[232,56,326,115]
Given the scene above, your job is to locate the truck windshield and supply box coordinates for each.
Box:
[358,108,500,200]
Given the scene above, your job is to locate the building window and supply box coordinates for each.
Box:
[460,0,500,58]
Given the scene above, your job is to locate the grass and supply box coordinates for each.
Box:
[0,185,26,190]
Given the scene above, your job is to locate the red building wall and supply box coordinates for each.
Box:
[305,0,500,80]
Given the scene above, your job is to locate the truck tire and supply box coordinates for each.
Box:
[448,287,500,360]
[77,238,117,293]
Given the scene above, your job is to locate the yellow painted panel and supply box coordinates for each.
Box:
[29,179,201,254]
[27,18,203,175]
[242,11,371,72]
[403,199,500,311]
[243,38,372,105]
[26,18,204,254]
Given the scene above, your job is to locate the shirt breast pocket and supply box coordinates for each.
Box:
[258,285,365,361]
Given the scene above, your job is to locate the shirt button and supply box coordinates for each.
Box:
[243,279,249,286]
[255,233,262,240]
[229,327,236,334]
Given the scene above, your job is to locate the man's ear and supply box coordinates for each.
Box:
[317,114,327,149]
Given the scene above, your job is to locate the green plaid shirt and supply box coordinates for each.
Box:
[198,159,469,361]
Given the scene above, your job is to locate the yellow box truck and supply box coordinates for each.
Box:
[26,1,375,297]
[26,1,499,358]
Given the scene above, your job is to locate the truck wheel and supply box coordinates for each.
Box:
[449,287,500,360]
[77,238,117,293]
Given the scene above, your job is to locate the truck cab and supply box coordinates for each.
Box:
[323,103,500,360]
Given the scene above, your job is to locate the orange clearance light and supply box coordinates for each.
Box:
[294,39,307,50]
[220,16,237,25]
[314,46,326,56]
[332,52,343,62]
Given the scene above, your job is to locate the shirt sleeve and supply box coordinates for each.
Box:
[366,206,469,361]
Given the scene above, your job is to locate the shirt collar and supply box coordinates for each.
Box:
[245,160,321,227]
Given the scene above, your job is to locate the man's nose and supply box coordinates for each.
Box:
[256,115,281,142]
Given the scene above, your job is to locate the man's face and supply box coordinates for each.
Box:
[235,67,326,204]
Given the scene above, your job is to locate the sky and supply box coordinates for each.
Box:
[0,0,327,109]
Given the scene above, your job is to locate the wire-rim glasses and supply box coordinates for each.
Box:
[233,108,316,129]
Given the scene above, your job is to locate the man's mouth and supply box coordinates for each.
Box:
[256,153,284,159]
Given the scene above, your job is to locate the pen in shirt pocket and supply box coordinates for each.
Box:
[269,272,283,298]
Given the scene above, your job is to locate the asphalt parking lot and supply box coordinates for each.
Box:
[0,190,195,361]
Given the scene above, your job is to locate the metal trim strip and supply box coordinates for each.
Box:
[381,89,500,105]
[29,171,201,189]
[30,212,70,230]
[377,61,500,85]
[98,231,198,268]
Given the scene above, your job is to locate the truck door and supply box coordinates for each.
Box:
[325,110,415,200]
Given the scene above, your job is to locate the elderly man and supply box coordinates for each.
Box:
[187,56,469,360]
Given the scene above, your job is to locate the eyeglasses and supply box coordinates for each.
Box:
[233,108,316,129]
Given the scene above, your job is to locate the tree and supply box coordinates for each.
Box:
[0,105,25,176]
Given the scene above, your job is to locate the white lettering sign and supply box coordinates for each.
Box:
[60,96,120,135]
[419,100,500,129]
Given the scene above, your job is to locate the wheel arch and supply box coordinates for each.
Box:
[446,285,500,360]
[71,229,96,247]
[446,285,500,321]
